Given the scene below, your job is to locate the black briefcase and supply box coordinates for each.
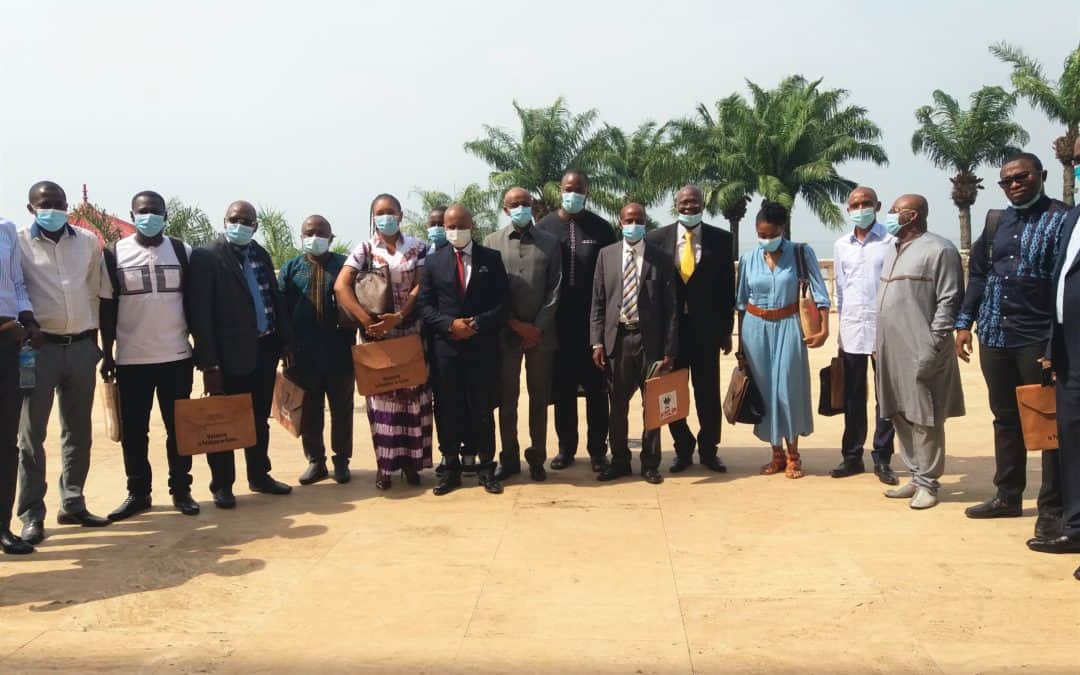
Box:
[818,356,844,417]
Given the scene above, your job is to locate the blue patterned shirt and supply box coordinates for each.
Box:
[956,196,1070,348]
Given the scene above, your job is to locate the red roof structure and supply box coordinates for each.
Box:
[68,184,135,247]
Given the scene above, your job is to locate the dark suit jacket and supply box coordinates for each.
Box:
[646,222,735,347]
[589,241,678,364]
[1050,206,1080,384]
[188,236,294,376]
[418,243,508,362]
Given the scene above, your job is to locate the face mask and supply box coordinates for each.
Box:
[34,209,68,232]
[1074,166,1080,182]
[758,236,783,252]
[302,235,330,256]
[622,223,645,243]
[446,228,472,248]
[883,211,904,237]
[225,223,255,246]
[677,212,702,228]
[561,192,586,214]
[508,205,533,227]
[427,226,446,246]
[133,213,166,237]
[374,214,400,236]
[1010,187,1044,209]
[848,207,876,230]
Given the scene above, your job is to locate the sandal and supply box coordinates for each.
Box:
[760,449,786,475]
[375,473,392,490]
[785,449,804,479]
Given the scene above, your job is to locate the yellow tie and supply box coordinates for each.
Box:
[680,230,695,282]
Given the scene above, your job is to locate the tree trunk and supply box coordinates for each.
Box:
[1054,125,1078,207]
[728,217,741,261]
[958,205,972,252]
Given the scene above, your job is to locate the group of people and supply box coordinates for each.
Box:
[2,145,1080,581]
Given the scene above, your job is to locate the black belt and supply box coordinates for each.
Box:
[42,330,95,345]
[619,322,641,333]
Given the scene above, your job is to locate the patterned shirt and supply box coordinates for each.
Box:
[233,243,276,336]
[956,196,1070,348]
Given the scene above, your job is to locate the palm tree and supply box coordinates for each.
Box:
[164,197,215,247]
[991,41,1080,206]
[464,97,610,213]
[676,76,888,243]
[406,183,499,242]
[589,121,683,225]
[256,206,299,268]
[911,87,1029,251]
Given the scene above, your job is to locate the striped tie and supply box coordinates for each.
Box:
[622,248,639,322]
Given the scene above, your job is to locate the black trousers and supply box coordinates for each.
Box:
[669,316,720,460]
[207,334,280,491]
[607,329,660,471]
[0,342,19,530]
[116,358,195,496]
[840,350,895,465]
[1056,382,1080,537]
[297,367,354,466]
[981,343,1062,511]
[433,353,497,470]
[553,322,609,460]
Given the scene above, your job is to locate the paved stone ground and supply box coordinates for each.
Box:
[1,319,1077,673]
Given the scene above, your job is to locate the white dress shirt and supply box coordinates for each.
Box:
[1057,222,1080,323]
[18,224,108,334]
[676,222,702,265]
[0,218,32,317]
[833,222,895,354]
[620,238,645,323]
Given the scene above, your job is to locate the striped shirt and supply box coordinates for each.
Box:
[0,218,32,317]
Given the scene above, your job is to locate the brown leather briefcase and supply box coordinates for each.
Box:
[1016,382,1057,452]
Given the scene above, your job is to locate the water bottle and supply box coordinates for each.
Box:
[18,343,36,390]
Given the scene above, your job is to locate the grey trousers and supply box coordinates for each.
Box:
[18,338,99,523]
[497,346,554,468]
[892,414,945,490]
[607,329,661,471]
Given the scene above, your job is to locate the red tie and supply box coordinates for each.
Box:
[455,249,466,296]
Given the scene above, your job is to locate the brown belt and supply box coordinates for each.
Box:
[746,302,798,321]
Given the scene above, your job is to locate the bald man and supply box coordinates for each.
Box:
[419,204,509,496]
[188,201,295,508]
[278,216,356,486]
[875,194,965,510]
[830,186,897,484]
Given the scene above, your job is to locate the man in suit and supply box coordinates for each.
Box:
[419,203,509,496]
[590,203,678,484]
[1027,136,1080,581]
[537,169,616,472]
[188,200,295,508]
[485,188,561,483]
[646,185,734,474]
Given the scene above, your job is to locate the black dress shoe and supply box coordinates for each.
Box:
[874,463,899,486]
[965,496,1022,519]
[493,464,520,482]
[213,488,237,509]
[642,468,664,484]
[298,461,329,485]
[529,464,547,482]
[701,457,727,473]
[1035,512,1063,540]
[1026,534,1080,554]
[172,493,200,516]
[433,472,462,496]
[21,521,44,545]
[1,530,34,555]
[249,476,292,495]
[597,463,633,482]
[830,460,865,478]
[550,453,575,470]
[669,456,693,473]
[478,472,504,495]
[334,465,351,484]
[57,510,110,527]
[108,494,152,521]
[590,457,608,473]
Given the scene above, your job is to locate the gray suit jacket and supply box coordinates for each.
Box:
[589,240,678,363]
[483,224,562,352]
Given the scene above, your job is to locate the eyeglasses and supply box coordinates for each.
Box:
[997,171,1032,188]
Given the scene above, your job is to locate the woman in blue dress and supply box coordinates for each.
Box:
[736,202,830,478]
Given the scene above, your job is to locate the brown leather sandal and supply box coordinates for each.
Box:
[760,449,786,475]
[785,449,804,479]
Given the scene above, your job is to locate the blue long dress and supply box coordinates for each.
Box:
[736,242,830,445]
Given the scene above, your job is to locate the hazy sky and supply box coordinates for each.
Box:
[1,0,1078,252]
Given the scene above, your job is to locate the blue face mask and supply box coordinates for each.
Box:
[509,205,533,227]
[677,212,702,228]
[758,236,783,252]
[848,207,876,230]
[34,209,68,232]
[302,235,330,256]
[1075,166,1080,182]
[883,211,904,236]
[427,226,446,246]
[622,223,645,243]
[225,223,256,246]
[374,214,400,236]
[134,213,166,237]
[561,192,587,214]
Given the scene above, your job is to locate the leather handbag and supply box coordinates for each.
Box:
[1016,368,1057,452]
[723,357,764,425]
[794,244,822,337]
[818,355,844,416]
[338,241,393,328]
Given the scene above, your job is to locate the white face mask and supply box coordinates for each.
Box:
[446,228,472,248]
